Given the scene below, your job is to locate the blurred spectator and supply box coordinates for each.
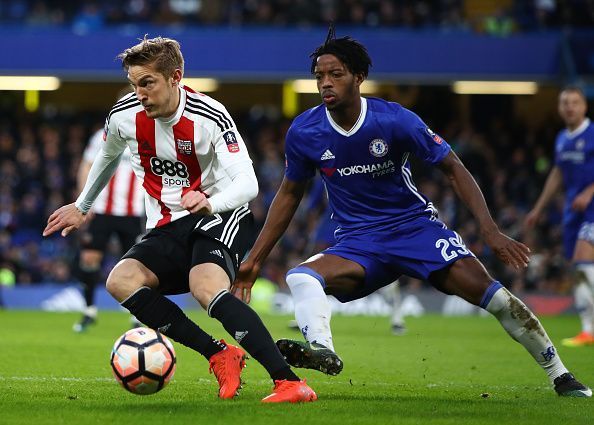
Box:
[2,1,592,31]
[72,1,104,34]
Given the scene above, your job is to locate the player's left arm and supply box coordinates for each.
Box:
[437,151,530,270]
[571,182,594,212]
[181,159,258,215]
[182,110,258,215]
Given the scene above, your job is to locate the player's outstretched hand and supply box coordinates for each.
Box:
[231,260,260,304]
[181,190,212,215]
[482,229,530,270]
[43,203,86,237]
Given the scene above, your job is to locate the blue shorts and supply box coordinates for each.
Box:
[323,216,475,302]
[563,212,594,259]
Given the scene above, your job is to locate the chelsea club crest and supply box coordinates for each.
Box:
[369,138,388,157]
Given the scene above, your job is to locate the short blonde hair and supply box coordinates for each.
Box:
[118,35,184,78]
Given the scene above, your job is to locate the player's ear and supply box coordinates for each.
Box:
[171,69,182,87]
[354,72,365,87]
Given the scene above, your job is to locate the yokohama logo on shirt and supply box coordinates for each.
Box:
[103,86,252,229]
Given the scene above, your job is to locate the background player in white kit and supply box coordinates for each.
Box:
[73,123,145,332]
[43,36,316,403]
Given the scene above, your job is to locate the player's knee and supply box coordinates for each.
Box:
[189,265,229,308]
[286,266,326,292]
[431,258,493,305]
[106,260,145,301]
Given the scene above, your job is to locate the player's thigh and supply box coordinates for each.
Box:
[428,257,494,306]
[573,240,594,262]
[106,258,159,301]
[573,222,594,262]
[121,229,190,296]
[189,237,236,307]
[301,253,366,296]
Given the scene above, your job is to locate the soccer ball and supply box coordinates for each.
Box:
[110,327,176,395]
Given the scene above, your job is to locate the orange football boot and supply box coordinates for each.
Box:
[261,379,318,403]
[209,340,246,399]
[561,331,594,347]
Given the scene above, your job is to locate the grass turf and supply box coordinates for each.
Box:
[0,309,592,425]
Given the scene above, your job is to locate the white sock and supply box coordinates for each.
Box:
[390,282,404,326]
[84,305,98,318]
[483,282,568,383]
[575,264,594,334]
[286,268,334,351]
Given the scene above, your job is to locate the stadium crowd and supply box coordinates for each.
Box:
[0,0,593,32]
[0,91,575,295]
[0,0,588,296]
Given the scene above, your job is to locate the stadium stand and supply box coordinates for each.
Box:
[0,0,593,302]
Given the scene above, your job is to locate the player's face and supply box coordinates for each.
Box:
[314,54,363,111]
[558,90,587,129]
[128,62,182,119]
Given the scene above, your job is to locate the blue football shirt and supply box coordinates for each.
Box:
[554,118,594,222]
[285,97,451,233]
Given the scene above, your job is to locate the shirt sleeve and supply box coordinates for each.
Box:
[208,105,259,213]
[212,105,253,169]
[208,161,259,214]
[395,107,451,165]
[75,117,127,213]
[284,124,316,182]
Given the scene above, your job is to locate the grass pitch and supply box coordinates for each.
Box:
[0,309,592,425]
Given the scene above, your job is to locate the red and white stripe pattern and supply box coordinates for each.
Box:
[105,86,252,229]
[83,129,144,217]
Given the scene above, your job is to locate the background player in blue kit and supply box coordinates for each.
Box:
[525,87,594,347]
[233,26,591,397]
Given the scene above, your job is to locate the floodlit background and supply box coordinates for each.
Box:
[0,0,593,316]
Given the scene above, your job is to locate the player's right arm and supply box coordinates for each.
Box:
[43,120,127,237]
[524,166,563,228]
[232,176,307,303]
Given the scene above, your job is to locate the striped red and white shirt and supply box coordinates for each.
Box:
[82,129,144,217]
[76,86,258,229]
